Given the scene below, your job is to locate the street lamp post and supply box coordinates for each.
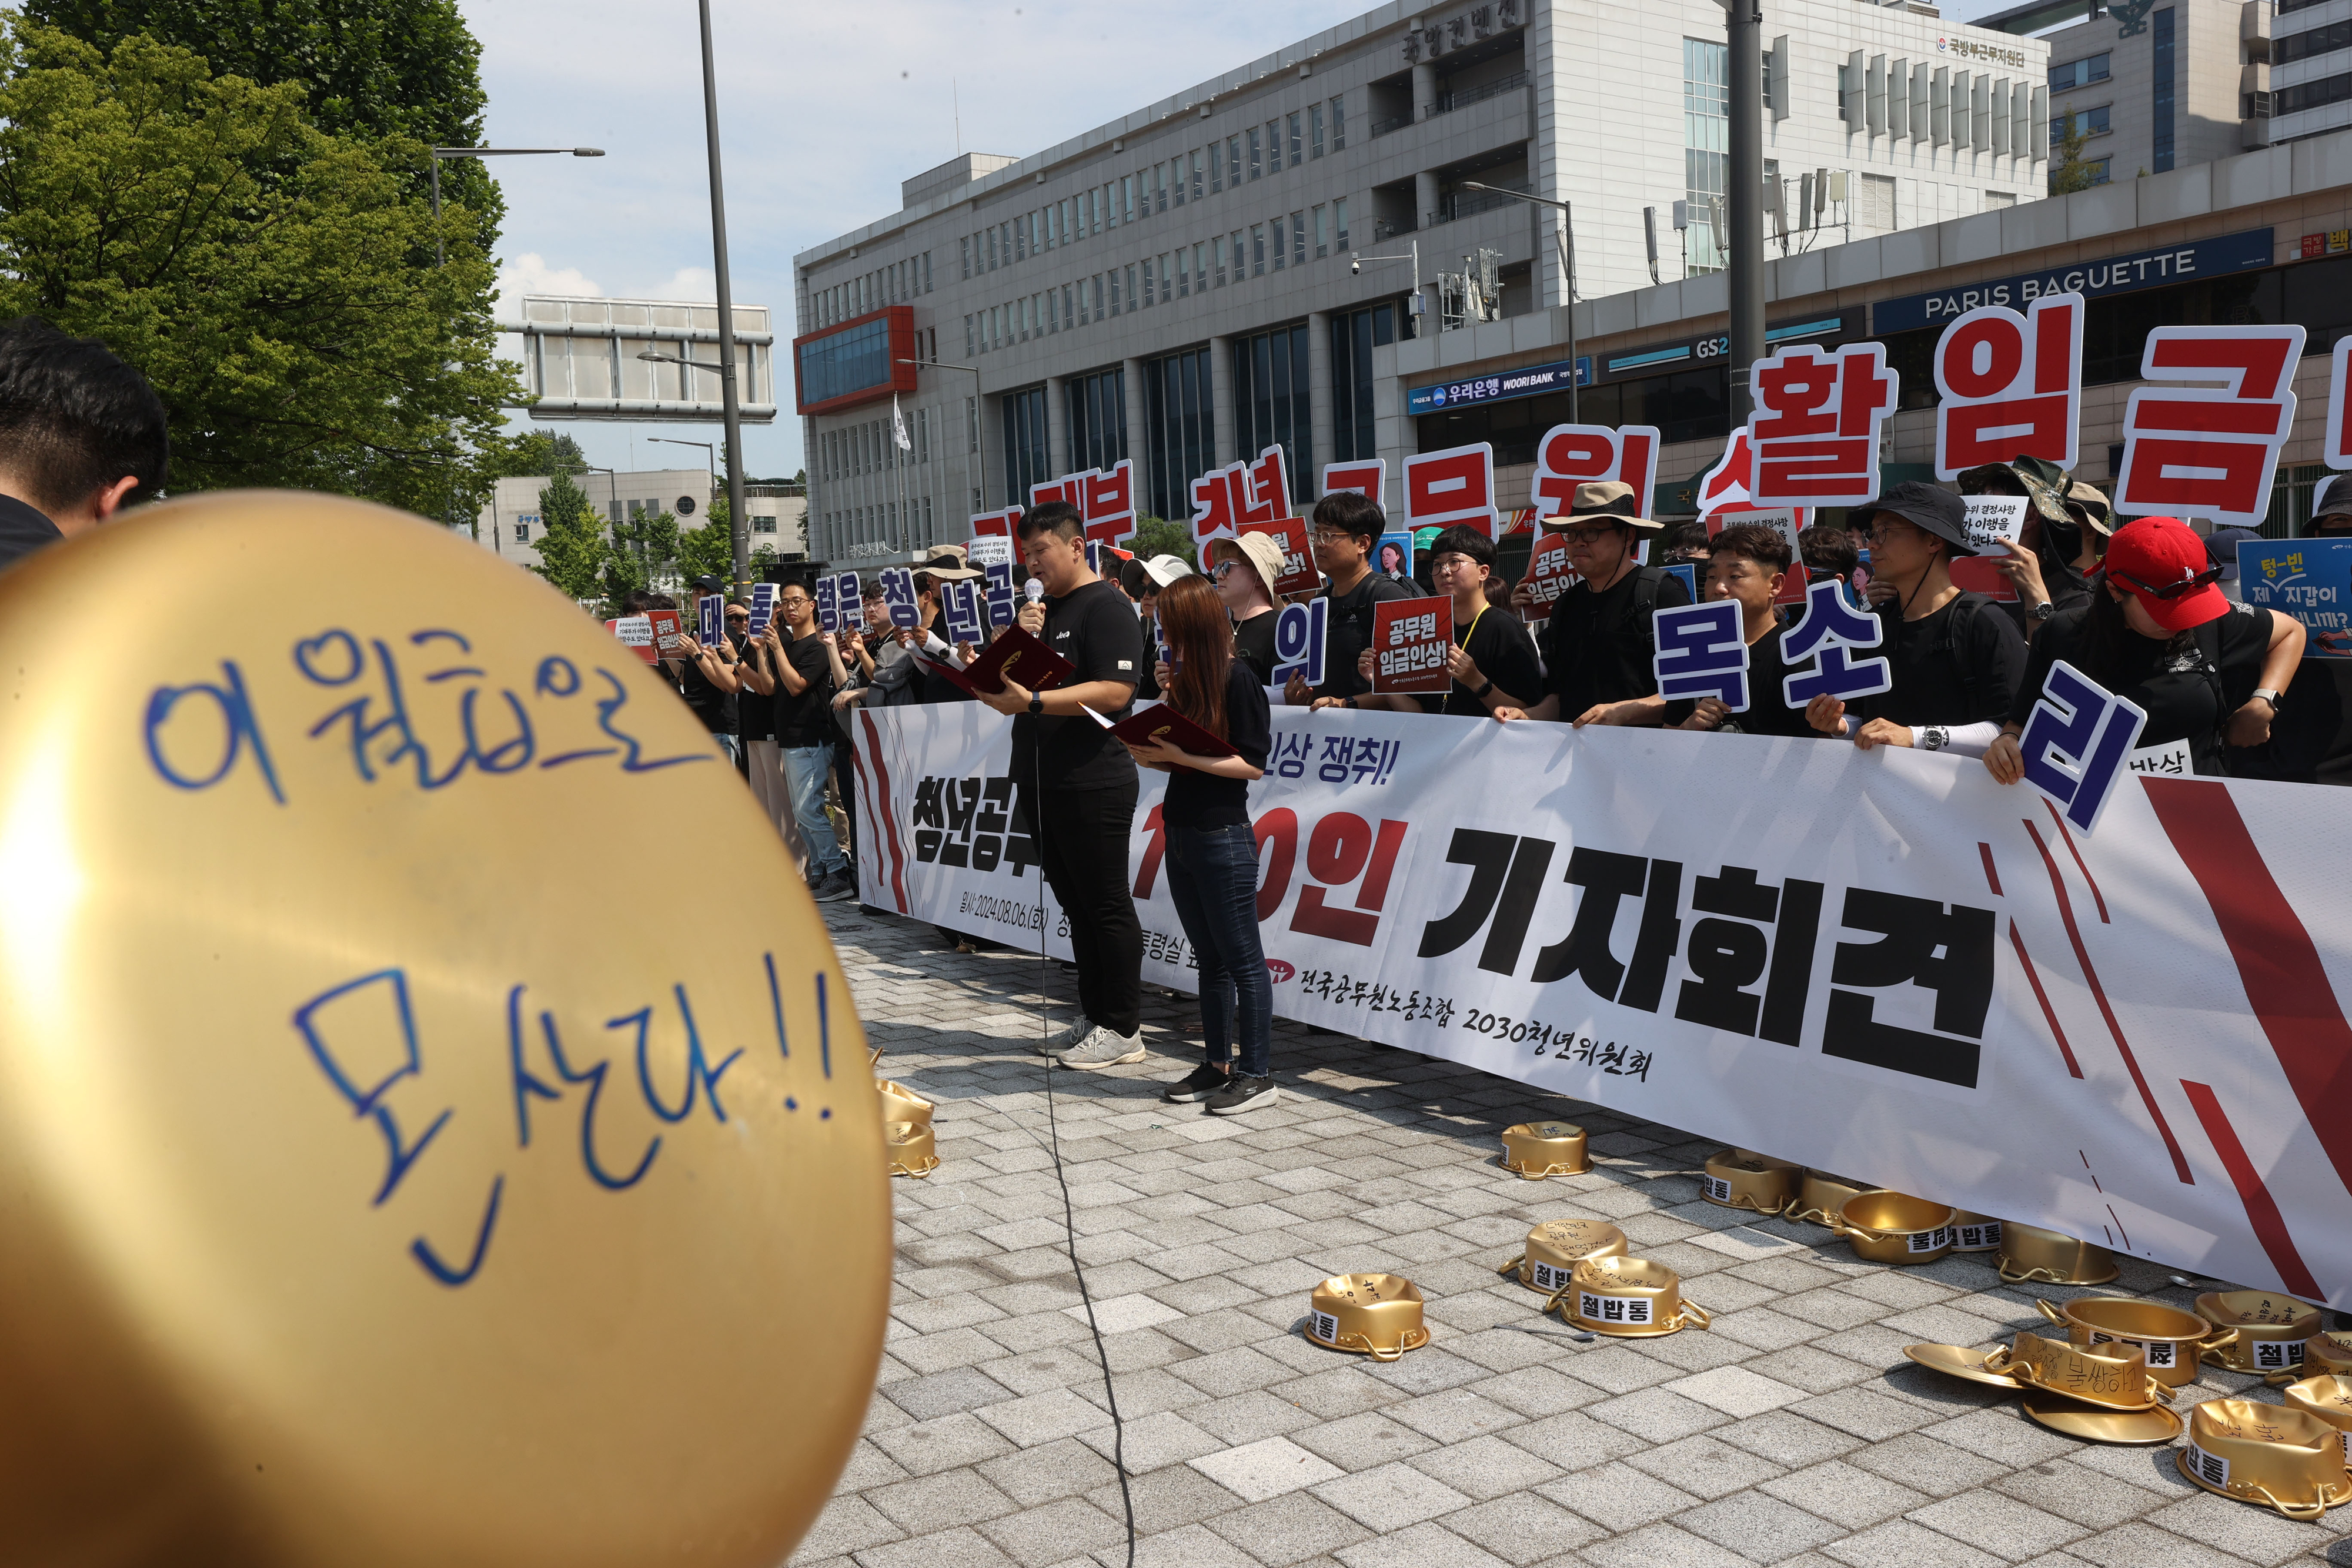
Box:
[897,357,987,536]
[427,146,603,267]
[1459,183,1582,424]
[695,0,752,590]
[1721,0,1766,422]
[1347,240,1426,337]
[647,435,719,509]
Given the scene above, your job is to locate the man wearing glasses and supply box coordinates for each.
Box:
[754,583,856,901]
[1810,482,2025,757]
[1496,481,1689,727]
[1286,490,1415,707]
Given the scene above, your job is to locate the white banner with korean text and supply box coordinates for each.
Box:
[850,705,2352,1308]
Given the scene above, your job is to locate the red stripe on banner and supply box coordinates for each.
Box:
[2009,920,2083,1078]
[1978,842,2003,897]
[858,710,911,913]
[2024,819,2194,1183]
[2180,1079,2324,1299]
[2145,778,2352,1198]
[2044,801,2109,923]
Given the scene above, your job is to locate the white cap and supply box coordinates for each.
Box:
[1140,554,1195,588]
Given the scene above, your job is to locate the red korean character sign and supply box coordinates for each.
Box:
[1028,476,1081,512]
[1529,423,1662,521]
[1240,516,1318,597]
[2330,335,2352,472]
[1081,459,1138,548]
[1748,343,1899,508]
[1320,458,1387,507]
[1371,599,1454,694]
[2116,325,2306,529]
[1519,530,1576,625]
[970,506,1022,540]
[1242,446,1293,525]
[1933,292,2083,479]
[1404,442,1498,537]
[1189,463,1246,549]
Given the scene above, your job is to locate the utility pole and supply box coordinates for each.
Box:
[1724,0,1767,422]
[696,0,750,589]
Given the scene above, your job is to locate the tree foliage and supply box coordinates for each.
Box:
[497,429,589,480]
[678,496,736,583]
[530,471,606,603]
[0,21,523,517]
[1128,514,1194,565]
[2048,106,2101,196]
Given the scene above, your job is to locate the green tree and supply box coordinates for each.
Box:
[530,471,607,602]
[22,0,502,247]
[677,499,736,583]
[497,429,588,479]
[2047,106,2100,196]
[1128,514,1194,564]
[0,23,522,516]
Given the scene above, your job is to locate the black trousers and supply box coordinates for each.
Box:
[1026,775,1143,1037]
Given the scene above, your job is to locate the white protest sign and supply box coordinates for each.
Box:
[1963,496,2031,553]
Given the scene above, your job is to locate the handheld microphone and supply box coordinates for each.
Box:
[1024,579,1045,605]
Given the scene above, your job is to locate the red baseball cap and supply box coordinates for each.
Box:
[2100,517,2230,633]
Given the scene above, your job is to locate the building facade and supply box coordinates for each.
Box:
[2271,0,2352,142]
[794,0,2054,567]
[477,468,716,574]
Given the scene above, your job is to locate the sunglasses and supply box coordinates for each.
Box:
[1549,526,1620,545]
[1210,560,1242,580]
[2110,564,2222,600]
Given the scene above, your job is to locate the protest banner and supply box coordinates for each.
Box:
[1530,423,1662,520]
[965,534,1014,569]
[2331,336,2352,473]
[646,609,686,660]
[1371,600,1452,694]
[851,704,2352,1306]
[1244,516,1319,597]
[1934,293,2084,478]
[2116,326,2305,528]
[1321,458,1386,507]
[2239,537,2352,658]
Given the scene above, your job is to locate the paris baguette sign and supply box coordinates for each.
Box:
[1872,228,2275,335]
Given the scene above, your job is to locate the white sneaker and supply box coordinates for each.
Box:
[1056,1026,1145,1069]
[1036,1016,1093,1055]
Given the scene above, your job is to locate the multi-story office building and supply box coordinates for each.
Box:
[2270,0,2352,142]
[477,467,714,576]
[794,0,2053,567]
[1985,0,2272,179]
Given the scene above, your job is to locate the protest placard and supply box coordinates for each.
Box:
[607,614,657,664]
[1243,516,1319,597]
[1372,599,1452,694]
[646,609,686,661]
[697,593,724,648]
[814,576,840,633]
[940,579,983,645]
[1320,457,1385,507]
[965,534,1014,569]
[878,567,919,630]
[1374,530,1417,587]
[749,582,779,636]
[2239,537,2352,658]
[1269,598,1327,687]
[1652,601,1749,711]
[2020,660,2147,834]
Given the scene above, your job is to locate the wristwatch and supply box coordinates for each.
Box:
[1920,725,1950,751]
[1028,695,1044,716]
[2027,601,2057,623]
[2251,687,2284,711]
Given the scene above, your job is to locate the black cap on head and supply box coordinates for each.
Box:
[2314,473,2352,526]
[1863,481,1973,556]
[691,573,726,593]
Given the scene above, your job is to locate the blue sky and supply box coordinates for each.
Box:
[463,0,2022,480]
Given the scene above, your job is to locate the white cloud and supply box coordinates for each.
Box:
[495,252,603,319]
[642,265,716,302]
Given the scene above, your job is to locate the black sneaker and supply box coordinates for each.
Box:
[1162,1064,1229,1104]
[1205,1074,1278,1115]
[811,870,856,903]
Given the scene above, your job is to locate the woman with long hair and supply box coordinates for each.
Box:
[1124,572,1278,1115]
[1985,516,2303,783]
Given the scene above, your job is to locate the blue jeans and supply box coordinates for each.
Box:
[1162,821,1272,1078]
[783,743,846,875]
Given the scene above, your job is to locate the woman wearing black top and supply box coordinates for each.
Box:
[1985,516,2303,783]
[1125,573,1278,1116]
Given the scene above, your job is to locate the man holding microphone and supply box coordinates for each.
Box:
[977,501,1150,1069]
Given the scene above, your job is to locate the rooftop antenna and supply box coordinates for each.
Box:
[953,78,962,153]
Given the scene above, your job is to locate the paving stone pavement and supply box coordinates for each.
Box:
[794,904,2352,1568]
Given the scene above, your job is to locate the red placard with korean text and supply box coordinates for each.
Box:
[1241,516,1318,597]
[1530,423,1662,521]
[1371,598,1454,693]
[2116,325,2305,528]
[1320,458,1387,507]
[1519,530,1577,625]
[1748,343,1898,508]
[1404,443,1498,537]
[1933,292,2083,479]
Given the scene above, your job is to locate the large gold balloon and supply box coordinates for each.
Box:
[0,494,891,1566]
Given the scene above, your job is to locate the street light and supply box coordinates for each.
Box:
[1348,241,1425,335]
[647,434,718,502]
[898,357,989,529]
[1719,0,1767,422]
[694,0,753,590]
[427,146,603,266]
[1459,182,1582,423]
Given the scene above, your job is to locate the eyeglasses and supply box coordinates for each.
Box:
[2110,564,2221,600]
[1309,528,1361,544]
[1549,526,1619,545]
[724,612,750,621]
[1865,520,1915,544]
[777,596,810,609]
[1429,554,1479,573]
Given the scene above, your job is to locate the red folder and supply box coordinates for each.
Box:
[916,625,1076,697]
[1084,703,1239,761]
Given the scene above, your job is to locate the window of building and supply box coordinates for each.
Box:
[1247,128,1262,180]
[1268,119,1284,174]
[1313,205,1328,259]
[1191,148,1205,201]
[1272,216,1287,270]
[1311,103,1325,158]
[1001,386,1048,509]
[1214,236,1228,287]
[1234,325,1312,502]
[1127,265,1138,312]
[1193,241,1207,291]
[1329,303,1396,464]
[2048,52,2112,91]
[1288,111,1303,166]
[1172,157,1187,207]
[1160,252,1174,302]
[2081,158,2112,185]
[1332,93,1347,151]
[1142,256,1157,304]
[1060,198,1073,242]
[514,522,531,542]
[1292,211,1307,269]
[2277,19,2352,63]
[1252,223,1267,276]
[1144,348,1214,521]
[1063,283,1074,327]
[1014,217,1027,262]
[1227,135,1242,188]
[917,406,930,463]
[1123,174,1136,223]
[1212,142,1225,193]
[2153,6,2176,173]
[1683,37,1729,274]
[1067,367,1128,476]
[1335,196,1350,252]
[1176,248,1190,297]
[1857,172,1896,230]
[1080,188,1094,235]
[2052,103,2111,142]
[964,313,975,356]
[1105,183,1118,230]
[1110,269,1122,315]
[1157,163,1170,213]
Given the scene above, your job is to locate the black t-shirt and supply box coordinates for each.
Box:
[1317,572,1416,700]
[1013,578,1145,790]
[678,643,739,735]
[1233,610,1280,687]
[2013,603,2273,776]
[736,635,774,742]
[1709,618,1820,738]
[1162,664,1272,828]
[1538,564,1693,717]
[772,633,836,748]
[2244,658,2352,787]
[1996,551,2096,640]
[1855,592,2026,728]
[1426,603,1544,716]
[0,494,61,574]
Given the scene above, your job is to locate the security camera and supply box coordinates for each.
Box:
[1351,256,1361,275]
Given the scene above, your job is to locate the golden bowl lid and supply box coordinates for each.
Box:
[2197,1290,2324,1335]
[2305,1331,2352,1373]
[1505,1120,1586,1144]
[1903,1342,2027,1390]
[1572,1255,1679,1293]
[1307,1273,1428,1357]
[2022,1390,2182,1446]
[2282,1372,2352,1428]
[877,1080,934,1122]
[1838,1189,1954,1234]
[1312,1272,1424,1308]
[1525,1218,1628,1262]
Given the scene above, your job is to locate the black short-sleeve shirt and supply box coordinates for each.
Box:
[771,633,836,748]
[1161,664,1272,828]
[736,636,774,743]
[2011,602,2274,775]
[1854,592,2026,729]
[1233,610,1280,687]
[678,646,739,735]
[1317,571,1416,700]
[1013,577,1145,790]
[1712,620,1822,738]
[1424,603,1545,716]
[1538,563,1692,717]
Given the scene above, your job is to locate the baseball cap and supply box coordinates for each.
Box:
[690,573,726,593]
[2102,516,2231,633]
[1140,554,1195,589]
[1862,482,1974,555]
[2206,525,2261,582]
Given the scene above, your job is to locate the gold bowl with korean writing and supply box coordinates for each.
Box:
[1499,1121,1589,1179]
[2196,1290,2324,1378]
[1501,1219,1628,1293]
[2301,1331,2352,1379]
[886,1122,938,1178]
[1306,1273,1428,1360]
[2019,1389,2183,1445]
[1559,1256,1710,1337]
[1786,1169,1872,1226]
[2281,1373,2352,1470]
[1945,1211,2005,1253]
[1995,1222,2119,1285]
[1982,1332,2171,1412]
[877,1080,934,1128]
[2033,1296,2215,1388]
[2177,1400,2352,1520]
[1829,1192,1955,1265]
[1700,1149,1802,1215]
